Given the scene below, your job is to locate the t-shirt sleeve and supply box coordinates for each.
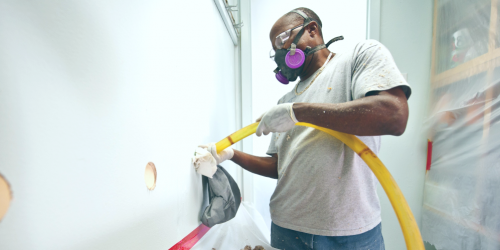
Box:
[351,40,412,100]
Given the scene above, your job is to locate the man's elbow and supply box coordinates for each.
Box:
[388,108,408,136]
[387,105,409,136]
[377,88,409,136]
[391,122,406,136]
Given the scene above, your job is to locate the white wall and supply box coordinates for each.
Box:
[250,0,367,230]
[0,1,238,249]
[376,1,433,250]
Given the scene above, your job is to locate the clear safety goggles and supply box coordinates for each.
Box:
[269,24,303,59]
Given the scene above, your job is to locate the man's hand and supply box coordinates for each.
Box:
[192,143,234,178]
[192,146,217,178]
[256,103,299,136]
[199,143,234,165]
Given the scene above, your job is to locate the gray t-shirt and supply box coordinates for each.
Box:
[267,40,411,236]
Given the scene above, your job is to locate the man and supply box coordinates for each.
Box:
[198,7,410,249]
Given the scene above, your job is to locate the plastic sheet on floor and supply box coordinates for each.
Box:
[192,201,278,250]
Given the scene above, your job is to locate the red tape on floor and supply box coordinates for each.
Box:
[169,224,210,250]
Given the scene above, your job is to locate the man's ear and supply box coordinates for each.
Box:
[306,21,320,38]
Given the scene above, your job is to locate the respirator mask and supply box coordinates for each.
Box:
[270,10,344,84]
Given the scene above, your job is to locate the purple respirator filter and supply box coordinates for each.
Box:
[285,49,305,69]
[275,49,306,85]
[276,71,289,84]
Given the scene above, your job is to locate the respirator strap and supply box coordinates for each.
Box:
[304,44,326,55]
[289,10,313,55]
[303,36,344,55]
[304,36,345,55]
[325,36,345,48]
[290,10,309,20]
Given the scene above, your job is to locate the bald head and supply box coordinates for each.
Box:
[269,8,324,49]
[269,15,303,42]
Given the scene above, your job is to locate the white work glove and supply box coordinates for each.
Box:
[256,103,299,136]
[192,147,217,178]
[199,143,234,165]
[191,143,234,178]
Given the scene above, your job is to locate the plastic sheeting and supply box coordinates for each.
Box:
[192,202,278,250]
[422,0,500,249]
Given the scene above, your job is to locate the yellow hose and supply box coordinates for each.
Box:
[215,122,424,250]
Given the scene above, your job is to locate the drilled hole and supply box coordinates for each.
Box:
[144,162,157,190]
[0,173,12,221]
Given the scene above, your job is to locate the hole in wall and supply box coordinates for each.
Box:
[144,162,157,190]
[0,173,12,221]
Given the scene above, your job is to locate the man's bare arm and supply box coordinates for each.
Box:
[231,150,278,179]
[293,87,409,136]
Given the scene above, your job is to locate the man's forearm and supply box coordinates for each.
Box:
[293,88,409,136]
[231,150,278,179]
